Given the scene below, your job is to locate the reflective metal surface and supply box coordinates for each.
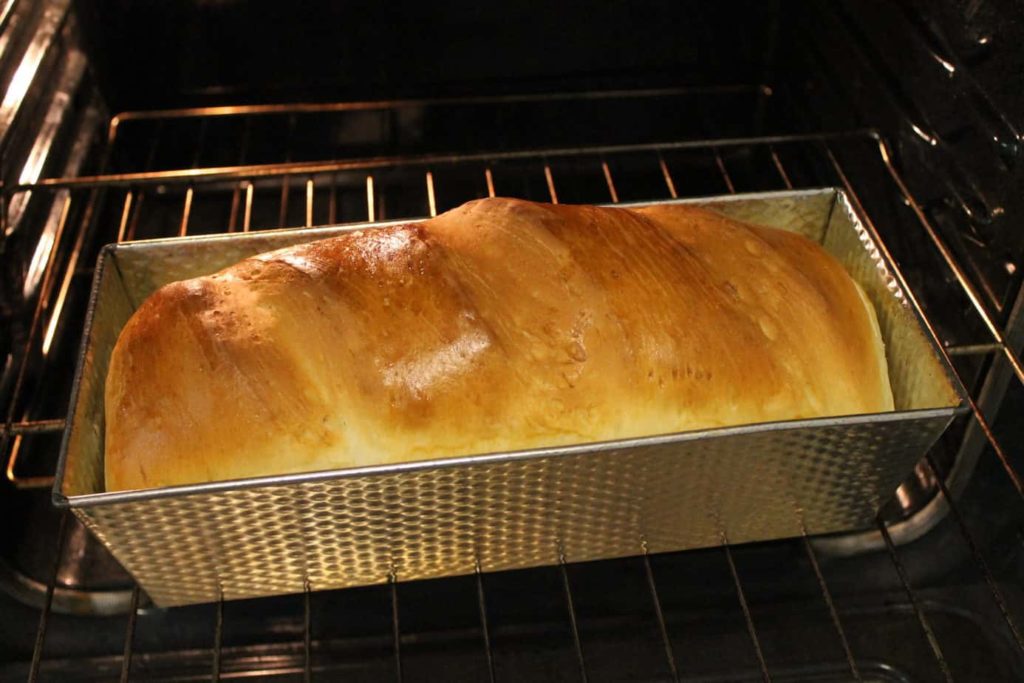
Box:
[54,189,966,606]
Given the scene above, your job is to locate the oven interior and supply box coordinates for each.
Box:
[1,0,1022,680]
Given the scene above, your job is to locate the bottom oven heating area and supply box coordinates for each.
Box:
[1,86,1023,682]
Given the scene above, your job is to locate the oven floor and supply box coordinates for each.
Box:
[0,545,1020,681]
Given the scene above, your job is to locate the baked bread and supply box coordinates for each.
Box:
[104,198,893,491]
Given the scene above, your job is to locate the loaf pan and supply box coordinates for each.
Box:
[53,189,967,607]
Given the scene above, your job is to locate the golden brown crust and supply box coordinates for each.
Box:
[104,198,893,491]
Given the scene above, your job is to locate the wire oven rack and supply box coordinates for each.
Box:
[2,86,1022,681]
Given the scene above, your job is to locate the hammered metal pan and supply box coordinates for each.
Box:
[54,189,967,607]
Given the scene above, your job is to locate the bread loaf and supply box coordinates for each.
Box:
[104,198,893,491]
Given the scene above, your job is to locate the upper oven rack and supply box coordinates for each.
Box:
[2,89,1021,680]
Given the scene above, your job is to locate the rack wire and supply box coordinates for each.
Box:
[389,572,402,683]
[722,537,772,682]
[642,540,680,683]
[474,561,497,683]
[9,91,1023,680]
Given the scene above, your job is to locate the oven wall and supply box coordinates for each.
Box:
[75,0,781,107]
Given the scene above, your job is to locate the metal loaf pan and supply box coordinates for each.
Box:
[54,189,967,607]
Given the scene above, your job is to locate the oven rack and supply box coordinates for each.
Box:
[0,90,1020,681]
